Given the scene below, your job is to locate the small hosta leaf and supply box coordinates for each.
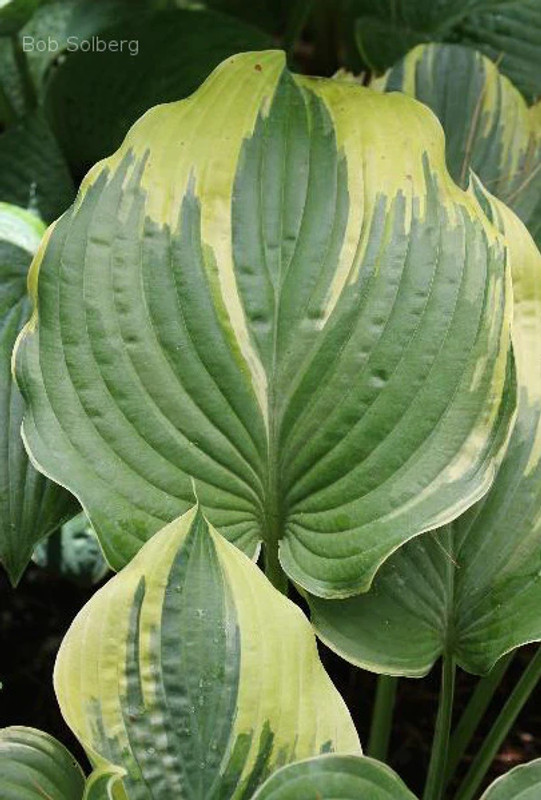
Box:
[15,50,514,598]
[251,755,417,800]
[480,759,541,799]
[0,202,76,586]
[0,726,85,800]
[309,184,541,676]
[54,507,360,799]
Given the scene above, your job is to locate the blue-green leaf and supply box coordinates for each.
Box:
[0,726,85,800]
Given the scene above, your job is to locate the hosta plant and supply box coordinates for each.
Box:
[2,21,541,800]
[14,50,515,601]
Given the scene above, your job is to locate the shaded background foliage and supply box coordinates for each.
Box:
[0,0,540,797]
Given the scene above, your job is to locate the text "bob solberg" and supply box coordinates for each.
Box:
[22,36,139,56]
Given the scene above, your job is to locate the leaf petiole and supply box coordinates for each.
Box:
[423,654,456,800]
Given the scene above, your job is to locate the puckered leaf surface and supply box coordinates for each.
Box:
[15,50,514,597]
[309,185,541,676]
[54,507,360,799]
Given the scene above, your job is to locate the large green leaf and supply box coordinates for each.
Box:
[0,202,76,585]
[377,44,540,248]
[480,758,541,799]
[44,8,274,174]
[352,0,541,102]
[309,185,541,676]
[0,726,85,800]
[15,50,515,597]
[0,111,75,222]
[251,754,417,799]
[54,507,360,798]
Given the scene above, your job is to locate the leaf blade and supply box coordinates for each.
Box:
[0,726,85,800]
[16,50,514,597]
[54,508,360,798]
[251,754,418,799]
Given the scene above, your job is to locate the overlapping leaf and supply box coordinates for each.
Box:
[377,44,540,247]
[480,758,541,799]
[309,185,541,676]
[254,754,541,800]
[16,50,514,597]
[0,202,76,585]
[54,507,360,799]
[0,726,85,800]
[251,755,417,799]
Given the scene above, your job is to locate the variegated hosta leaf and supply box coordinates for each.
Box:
[33,511,109,587]
[0,726,85,800]
[15,50,514,598]
[54,506,360,799]
[309,184,541,676]
[480,759,541,800]
[377,44,541,248]
[251,755,417,800]
[0,202,77,585]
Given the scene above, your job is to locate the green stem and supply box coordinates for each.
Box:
[367,675,398,762]
[10,34,37,113]
[264,542,288,595]
[454,646,541,800]
[283,0,315,57]
[423,655,456,800]
[446,652,514,784]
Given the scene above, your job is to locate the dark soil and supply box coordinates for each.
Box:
[1,564,539,797]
